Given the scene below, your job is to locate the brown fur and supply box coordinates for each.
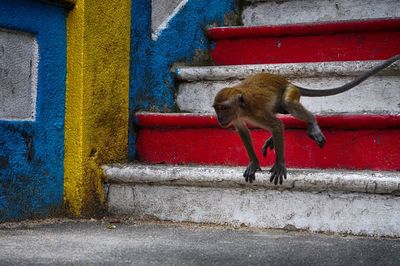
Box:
[213,54,400,184]
[213,73,325,185]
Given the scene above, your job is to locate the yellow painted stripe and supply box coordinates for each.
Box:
[64,0,85,216]
[64,0,131,216]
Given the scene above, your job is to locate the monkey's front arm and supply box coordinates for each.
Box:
[235,123,261,183]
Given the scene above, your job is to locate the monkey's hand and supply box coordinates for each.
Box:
[269,162,287,185]
[243,161,261,183]
[261,137,274,158]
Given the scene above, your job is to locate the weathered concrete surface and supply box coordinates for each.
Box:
[0,29,37,120]
[1,220,400,265]
[104,164,400,195]
[242,0,400,26]
[175,61,400,81]
[105,164,400,237]
[175,61,400,114]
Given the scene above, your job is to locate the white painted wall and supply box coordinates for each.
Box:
[151,0,187,39]
[0,29,38,121]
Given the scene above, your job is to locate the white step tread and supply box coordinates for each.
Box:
[242,0,400,27]
[175,60,400,81]
[105,164,400,236]
[104,164,400,195]
[174,60,400,114]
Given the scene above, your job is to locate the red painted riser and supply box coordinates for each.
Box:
[208,19,400,65]
[135,114,400,171]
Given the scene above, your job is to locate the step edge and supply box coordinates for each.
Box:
[174,60,400,82]
[134,112,400,130]
[103,164,400,195]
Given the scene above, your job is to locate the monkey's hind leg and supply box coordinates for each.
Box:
[261,136,274,158]
[264,116,287,185]
[283,85,326,148]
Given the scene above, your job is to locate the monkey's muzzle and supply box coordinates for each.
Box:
[216,118,231,128]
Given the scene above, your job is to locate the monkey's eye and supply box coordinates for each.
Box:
[214,105,230,111]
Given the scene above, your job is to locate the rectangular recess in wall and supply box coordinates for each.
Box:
[0,28,38,121]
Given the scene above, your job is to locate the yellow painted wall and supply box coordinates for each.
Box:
[64,0,131,216]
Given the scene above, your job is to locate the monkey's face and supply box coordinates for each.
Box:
[213,88,246,128]
[213,102,237,128]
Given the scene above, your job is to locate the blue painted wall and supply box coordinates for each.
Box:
[0,0,66,221]
[129,0,238,159]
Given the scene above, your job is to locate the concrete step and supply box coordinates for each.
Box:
[174,60,400,114]
[207,18,400,65]
[241,0,400,27]
[134,113,400,171]
[104,163,400,237]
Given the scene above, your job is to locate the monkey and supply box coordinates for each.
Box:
[212,54,400,185]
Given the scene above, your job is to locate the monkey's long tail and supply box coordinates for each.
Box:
[297,54,400,97]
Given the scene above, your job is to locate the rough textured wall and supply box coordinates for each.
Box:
[129,0,238,159]
[64,0,131,216]
[0,0,66,221]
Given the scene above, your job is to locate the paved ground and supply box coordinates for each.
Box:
[0,219,400,265]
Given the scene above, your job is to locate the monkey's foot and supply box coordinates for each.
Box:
[311,132,326,148]
[261,137,274,158]
[307,126,326,148]
[243,162,261,183]
[269,163,287,185]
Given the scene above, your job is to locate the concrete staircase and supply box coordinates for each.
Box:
[105,164,400,236]
[105,0,400,236]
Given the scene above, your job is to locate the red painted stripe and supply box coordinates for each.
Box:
[135,114,400,171]
[207,19,400,65]
[136,113,400,130]
[208,19,400,40]
[136,113,217,128]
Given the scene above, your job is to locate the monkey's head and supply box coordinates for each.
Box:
[213,88,245,128]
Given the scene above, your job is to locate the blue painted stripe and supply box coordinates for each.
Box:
[0,0,67,221]
[128,0,237,160]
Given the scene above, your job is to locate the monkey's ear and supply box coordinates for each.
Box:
[239,94,246,108]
